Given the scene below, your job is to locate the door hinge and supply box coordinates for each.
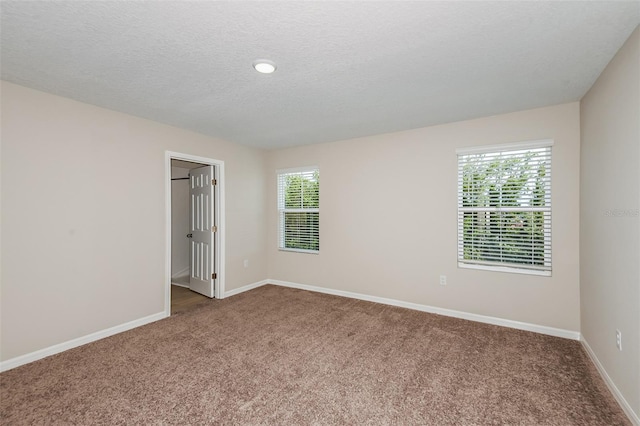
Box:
[212,179,217,186]
[212,273,217,280]
[211,225,217,232]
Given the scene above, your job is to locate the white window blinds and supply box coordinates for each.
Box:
[277,167,319,253]
[457,141,552,275]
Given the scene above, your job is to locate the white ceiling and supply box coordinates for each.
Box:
[1,1,638,150]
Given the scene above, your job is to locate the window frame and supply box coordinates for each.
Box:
[456,140,553,276]
[277,166,320,254]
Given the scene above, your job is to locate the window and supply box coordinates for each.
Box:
[457,140,552,275]
[277,167,319,253]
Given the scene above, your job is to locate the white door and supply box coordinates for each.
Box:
[189,165,215,298]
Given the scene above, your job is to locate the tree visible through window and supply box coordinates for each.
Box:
[277,167,319,252]
[457,142,552,275]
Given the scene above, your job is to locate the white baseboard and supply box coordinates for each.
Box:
[224,279,269,298]
[268,279,581,340]
[171,282,190,288]
[0,278,582,374]
[2,279,270,372]
[0,311,167,373]
[581,336,639,425]
[171,266,189,279]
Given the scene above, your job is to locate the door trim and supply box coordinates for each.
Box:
[165,151,225,316]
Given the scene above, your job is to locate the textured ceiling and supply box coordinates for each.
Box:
[1,1,639,149]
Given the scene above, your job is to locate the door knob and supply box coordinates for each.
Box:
[187,233,193,238]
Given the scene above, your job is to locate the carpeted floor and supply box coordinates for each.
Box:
[0,285,630,425]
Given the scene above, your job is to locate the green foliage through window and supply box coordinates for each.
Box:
[458,144,551,273]
[278,169,319,252]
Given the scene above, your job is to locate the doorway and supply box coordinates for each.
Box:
[165,152,225,316]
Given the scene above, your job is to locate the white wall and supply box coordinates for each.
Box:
[580,27,639,419]
[0,81,268,361]
[170,166,190,278]
[267,102,581,332]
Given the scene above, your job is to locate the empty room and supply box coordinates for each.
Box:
[1,1,639,425]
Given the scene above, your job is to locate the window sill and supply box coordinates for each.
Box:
[458,262,551,277]
[279,248,320,255]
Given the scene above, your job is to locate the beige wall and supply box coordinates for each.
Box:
[267,102,581,331]
[170,166,190,278]
[0,81,268,361]
[580,27,639,418]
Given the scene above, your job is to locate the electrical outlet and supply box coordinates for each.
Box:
[439,275,447,286]
[616,329,622,351]
[243,259,249,268]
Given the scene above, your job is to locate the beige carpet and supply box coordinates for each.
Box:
[0,285,629,425]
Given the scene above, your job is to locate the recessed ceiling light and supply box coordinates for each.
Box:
[253,59,276,74]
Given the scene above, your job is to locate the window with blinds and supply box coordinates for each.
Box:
[277,167,319,253]
[457,141,552,275]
